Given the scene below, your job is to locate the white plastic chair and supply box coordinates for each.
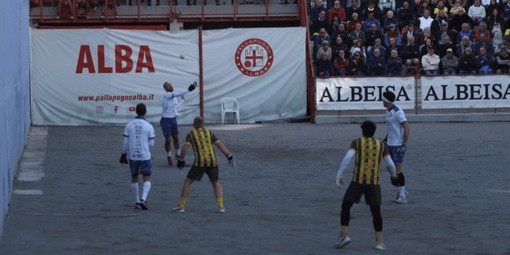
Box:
[220,98,240,124]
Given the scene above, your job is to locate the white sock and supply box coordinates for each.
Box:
[142,181,151,201]
[131,183,139,203]
[175,148,181,157]
[399,186,406,197]
[167,151,172,157]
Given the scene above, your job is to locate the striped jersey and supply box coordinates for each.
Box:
[350,137,389,185]
[185,128,220,167]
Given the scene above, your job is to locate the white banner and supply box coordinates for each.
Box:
[31,28,307,125]
[421,75,510,109]
[316,77,416,110]
[202,27,307,123]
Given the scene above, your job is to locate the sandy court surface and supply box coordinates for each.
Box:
[1,121,510,255]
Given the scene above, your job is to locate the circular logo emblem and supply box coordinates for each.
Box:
[235,38,274,77]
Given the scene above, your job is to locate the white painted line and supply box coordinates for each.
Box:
[13,189,43,195]
[487,189,510,193]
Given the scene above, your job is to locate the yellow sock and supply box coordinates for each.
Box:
[375,231,383,244]
[178,197,187,208]
[217,196,224,208]
[341,225,349,238]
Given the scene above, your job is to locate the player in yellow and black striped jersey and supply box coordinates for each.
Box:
[172,116,236,214]
[335,120,399,251]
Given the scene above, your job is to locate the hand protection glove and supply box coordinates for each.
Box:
[188,81,197,92]
[177,160,185,169]
[119,153,128,164]
[391,176,400,187]
[336,173,343,188]
[227,154,236,167]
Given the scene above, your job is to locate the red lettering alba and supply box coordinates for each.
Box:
[76,45,155,73]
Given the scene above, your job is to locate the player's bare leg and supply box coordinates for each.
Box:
[395,163,407,204]
[212,181,225,213]
[172,178,193,212]
[165,136,173,166]
[172,135,180,158]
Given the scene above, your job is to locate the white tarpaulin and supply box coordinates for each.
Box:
[421,75,510,109]
[31,28,307,125]
[316,77,415,110]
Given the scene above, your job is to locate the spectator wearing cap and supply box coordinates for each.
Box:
[441,48,459,74]
[397,1,416,29]
[436,21,458,46]
[386,49,404,75]
[495,45,510,73]
[468,0,486,25]
[363,11,382,32]
[421,46,441,74]
[457,46,478,73]
[382,10,399,32]
[475,47,495,73]
[450,7,475,31]
[430,10,450,36]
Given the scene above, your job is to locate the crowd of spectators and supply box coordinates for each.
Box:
[310,0,510,76]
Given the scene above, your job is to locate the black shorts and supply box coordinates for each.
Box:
[187,166,219,183]
[343,182,381,206]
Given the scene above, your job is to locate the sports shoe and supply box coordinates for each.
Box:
[167,156,173,166]
[335,236,351,249]
[134,203,141,209]
[394,196,408,204]
[218,207,226,213]
[172,207,185,213]
[374,242,386,250]
[139,200,148,210]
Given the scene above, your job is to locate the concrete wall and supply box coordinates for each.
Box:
[0,1,31,236]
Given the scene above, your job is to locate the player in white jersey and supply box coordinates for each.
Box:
[382,91,410,204]
[120,103,155,210]
[160,81,197,166]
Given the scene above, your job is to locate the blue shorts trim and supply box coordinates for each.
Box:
[160,117,178,137]
[387,145,405,163]
[129,160,152,176]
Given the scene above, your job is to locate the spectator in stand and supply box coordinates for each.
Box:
[349,23,367,45]
[350,39,368,58]
[492,28,504,52]
[329,0,347,23]
[349,52,368,75]
[495,44,510,72]
[420,37,437,55]
[347,12,363,32]
[387,49,405,74]
[383,10,400,32]
[310,0,328,34]
[369,48,387,74]
[473,22,492,41]
[332,36,351,57]
[367,38,387,60]
[431,10,450,35]
[57,0,75,19]
[441,48,459,73]
[457,46,478,73]
[457,23,474,42]
[436,21,458,46]
[475,46,495,73]
[398,1,416,28]
[332,23,352,47]
[450,0,465,16]
[379,0,396,12]
[330,14,342,34]
[502,0,510,23]
[362,1,382,20]
[486,8,505,37]
[100,0,118,18]
[386,37,402,58]
[421,46,441,74]
[364,11,382,32]
[313,11,330,35]
[416,0,433,18]
[439,35,457,57]
[486,0,501,16]
[346,0,363,21]
[314,28,332,58]
[317,40,333,61]
[456,35,474,55]
[418,9,435,30]
[468,0,486,25]
[333,49,352,75]
[473,32,494,55]
[433,0,448,18]
[419,27,437,47]
[401,23,420,45]
[366,23,385,47]
[317,52,334,76]
[450,7,475,31]
[402,36,423,73]
[384,23,402,46]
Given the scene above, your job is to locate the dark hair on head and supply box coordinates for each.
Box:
[193,116,204,129]
[136,103,147,116]
[361,120,377,137]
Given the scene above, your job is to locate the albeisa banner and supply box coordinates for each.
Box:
[31,28,307,125]
[316,77,416,110]
[421,75,510,109]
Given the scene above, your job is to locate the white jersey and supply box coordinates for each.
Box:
[162,89,188,118]
[385,105,407,146]
[122,117,155,161]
